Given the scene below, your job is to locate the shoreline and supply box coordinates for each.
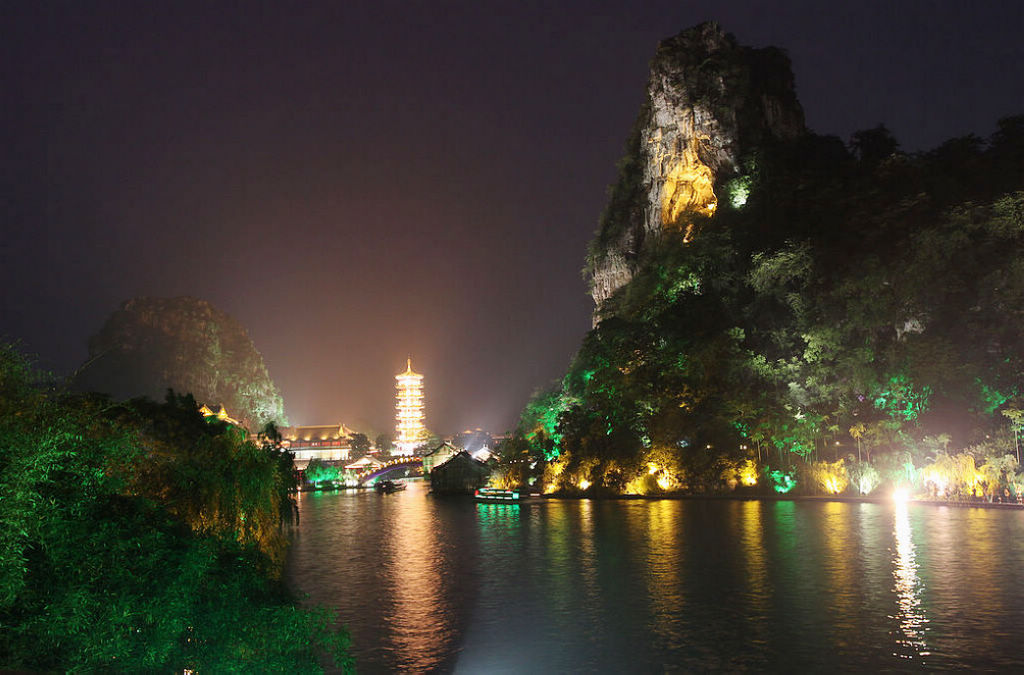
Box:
[296,483,1024,510]
[535,491,1024,510]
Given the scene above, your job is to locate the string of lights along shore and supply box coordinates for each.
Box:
[394,358,425,456]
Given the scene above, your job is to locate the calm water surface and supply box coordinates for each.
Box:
[285,482,1024,672]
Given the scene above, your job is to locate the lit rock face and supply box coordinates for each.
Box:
[589,247,634,311]
[74,296,288,428]
[588,22,805,320]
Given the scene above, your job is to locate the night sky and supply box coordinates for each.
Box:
[3,1,1022,435]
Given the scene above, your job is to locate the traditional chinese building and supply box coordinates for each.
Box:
[422,441,459,475]
[345,454,386,473]
[395,358,425,456]
[198,403,241,426]
[278,423,358,469]
[429,451,490,494]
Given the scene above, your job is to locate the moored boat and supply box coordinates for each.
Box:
[375,479,406,493]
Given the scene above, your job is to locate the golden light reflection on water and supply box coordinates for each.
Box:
[891,503,929,660]
[381,485,455,672]
[577,499,601,610]
[541,503,574,618]
[962,509,1002,611]
[738,501,769,618]
[820,501,857,626]
[955,508,1008,658]
[641,500,684,645]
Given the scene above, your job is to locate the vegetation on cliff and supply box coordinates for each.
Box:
[510,57,1024,499]
[0,345,351,671]
[74,296,288,429]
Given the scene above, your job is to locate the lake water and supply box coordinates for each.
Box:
[285,482,1024,673]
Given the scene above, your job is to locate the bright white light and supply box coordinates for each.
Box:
[892,488,910,503]
[471,445,492,462]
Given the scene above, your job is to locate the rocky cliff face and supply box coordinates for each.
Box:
[587,22,805,320]
[74,296,288,428]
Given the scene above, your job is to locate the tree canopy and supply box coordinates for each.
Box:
[0,346,351,672]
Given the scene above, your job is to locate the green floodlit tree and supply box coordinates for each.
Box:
[519,386,570,461]
[305,457,341,485]
[0,345,353,673]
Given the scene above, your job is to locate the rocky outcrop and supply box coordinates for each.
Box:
[587,22,806,321]
[74,296,288,428]
[589,243,635,309]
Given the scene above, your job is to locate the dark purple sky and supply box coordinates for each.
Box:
[3,1,1022,435]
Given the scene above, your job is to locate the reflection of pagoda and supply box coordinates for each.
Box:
[395,358,425,456]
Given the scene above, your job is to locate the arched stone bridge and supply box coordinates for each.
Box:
[354,456,423,485]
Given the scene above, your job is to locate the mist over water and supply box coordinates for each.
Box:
[286,483,1024,673]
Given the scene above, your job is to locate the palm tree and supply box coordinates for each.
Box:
[1001,407,1022,463]
[849,423,866,462]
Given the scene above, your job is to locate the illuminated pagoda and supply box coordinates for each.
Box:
[394,358,425,456]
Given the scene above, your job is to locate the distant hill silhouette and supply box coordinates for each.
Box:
[74,296,287,428]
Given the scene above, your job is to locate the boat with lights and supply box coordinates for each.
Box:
[474,487,521,502]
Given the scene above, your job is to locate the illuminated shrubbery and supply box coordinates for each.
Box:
[920,452,980,498]
[719,458,758,490]
[568,457,600,492]
[807,459,849,495]
[488,464,520,490]
[847,460,880,495]
[542,452,571,493]
[621,447,688,494]
[766,467,797,494]
[977,454,1021,500]
[918,450,1022,501]
[305,458,342,485]
[624,472,658,495]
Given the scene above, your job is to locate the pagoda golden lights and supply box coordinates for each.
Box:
[395,358,425,456]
